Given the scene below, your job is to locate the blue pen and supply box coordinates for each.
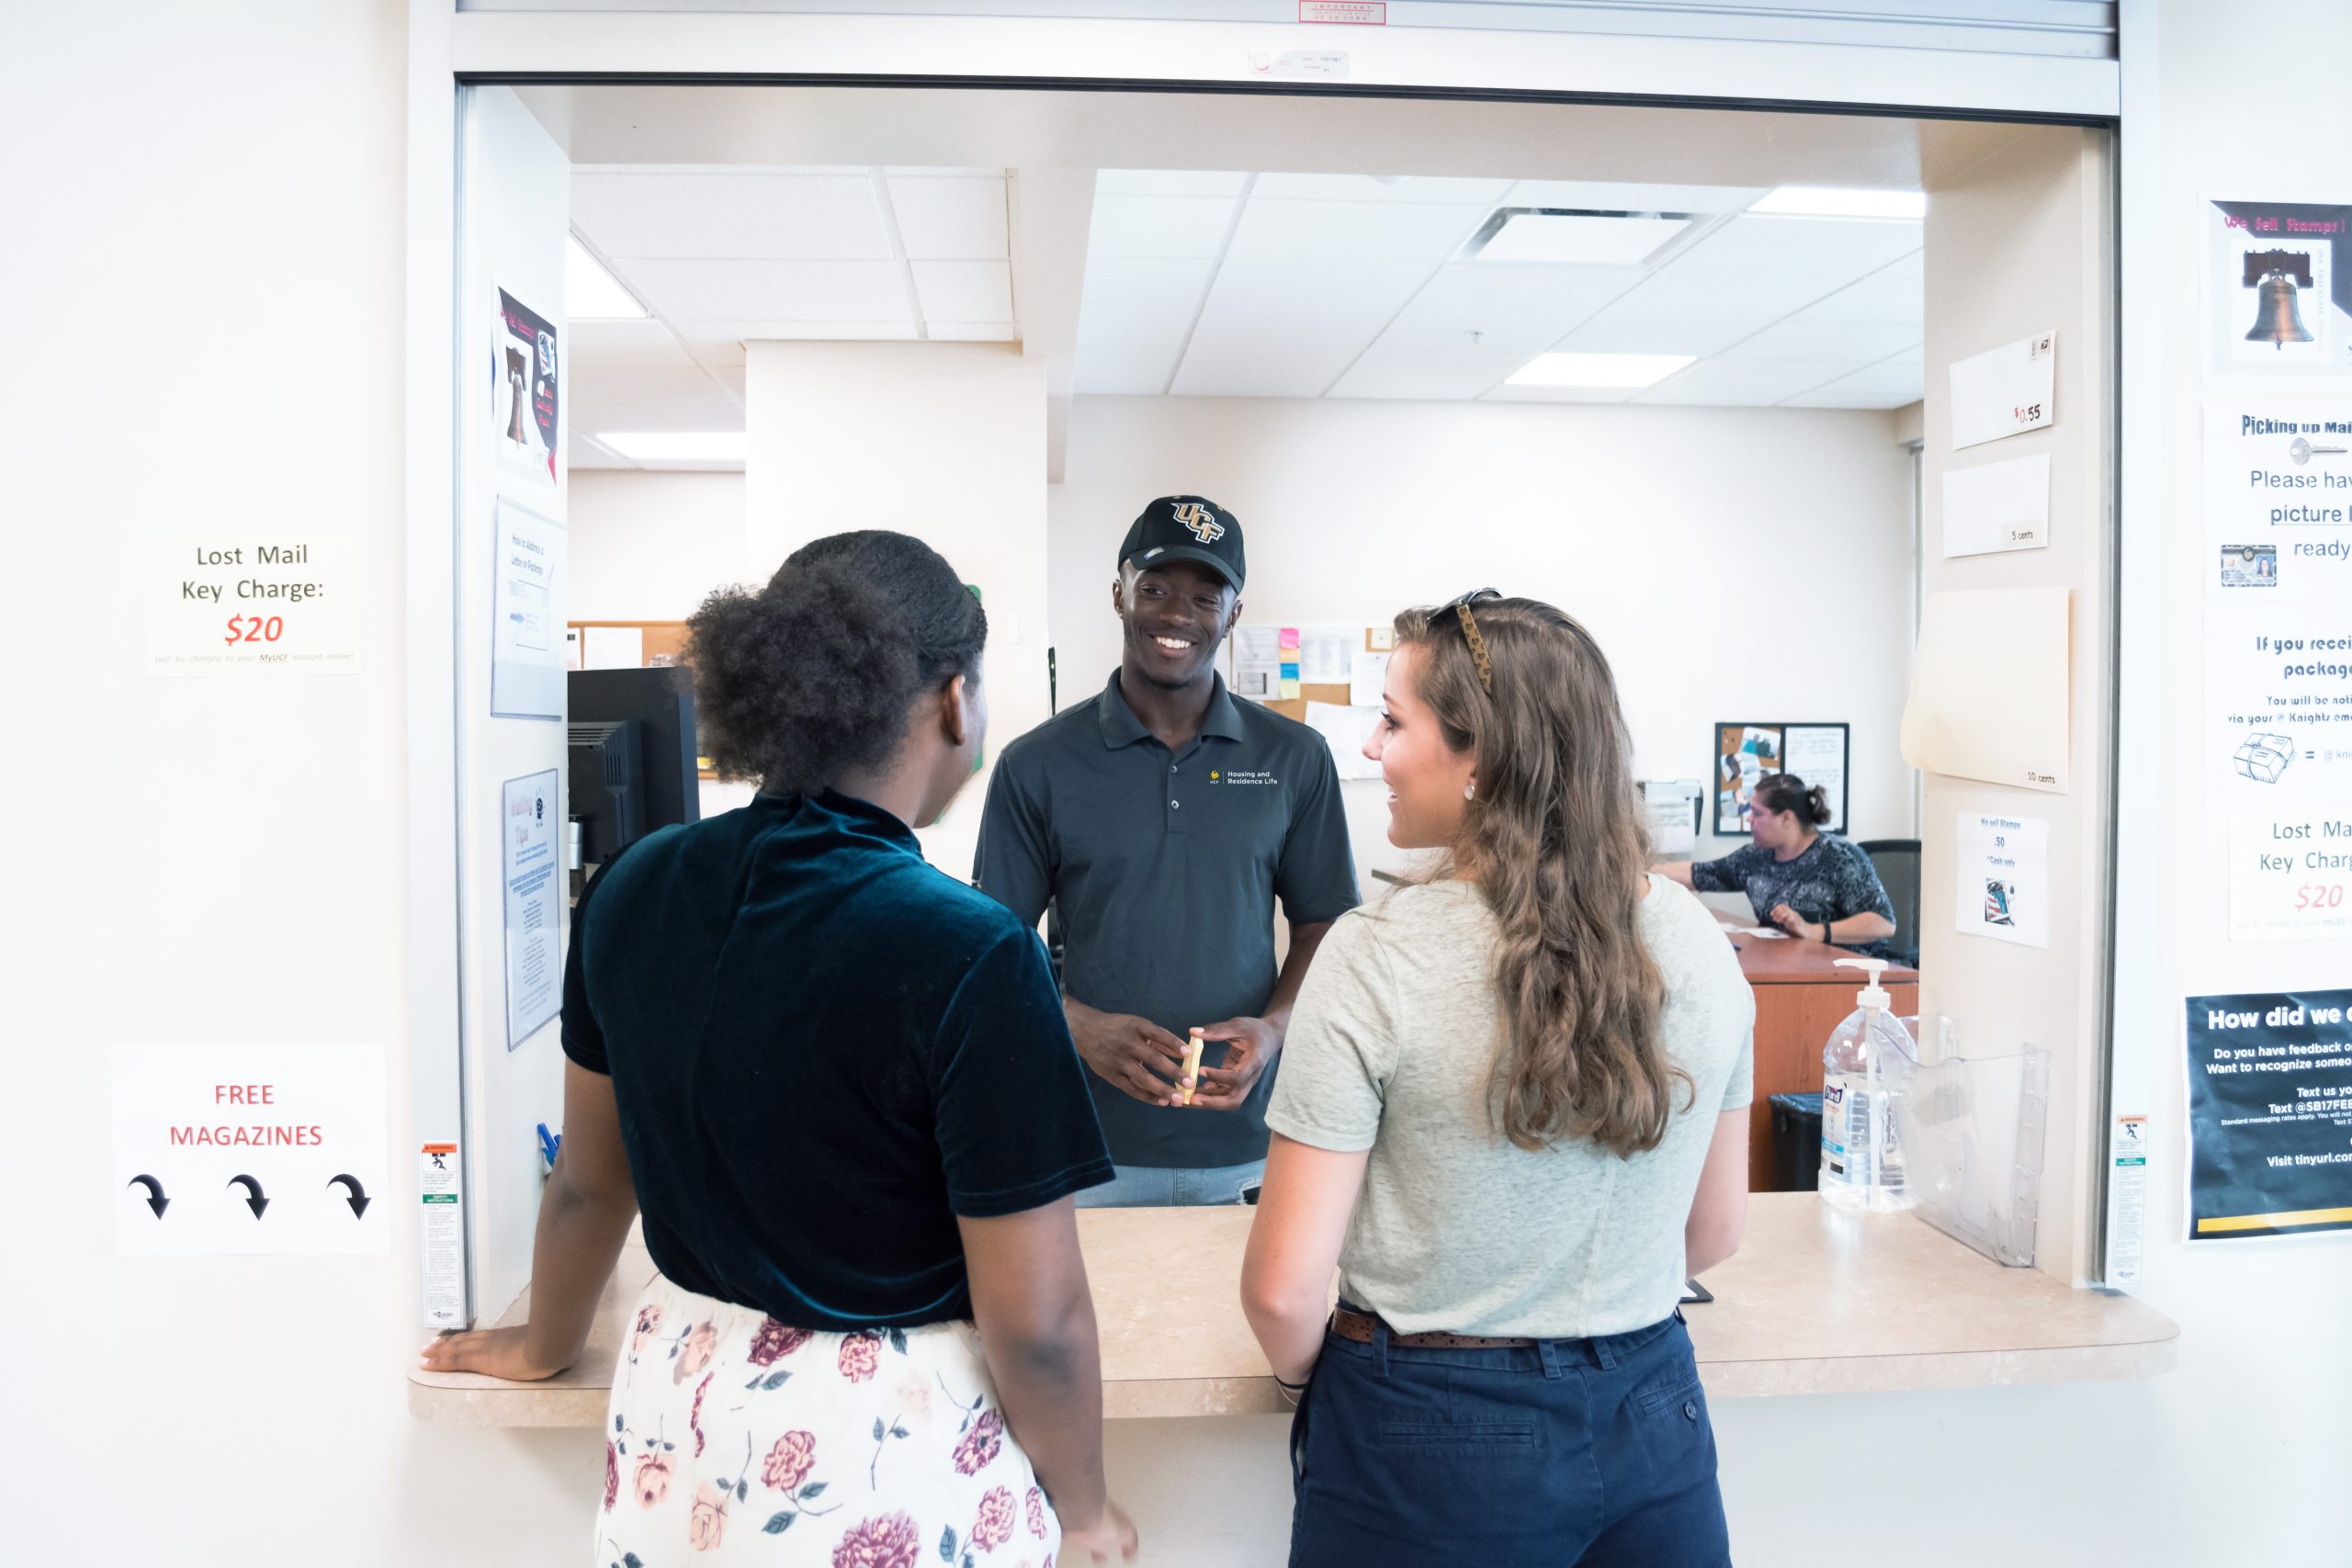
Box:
[537,1122,561,1171]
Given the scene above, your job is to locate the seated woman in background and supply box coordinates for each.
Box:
[423,530,1136,1567]
[1655,773,1897,955]
[1240,592,1753,1568]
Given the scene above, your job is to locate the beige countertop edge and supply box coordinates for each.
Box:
[409,1337,2180,1427]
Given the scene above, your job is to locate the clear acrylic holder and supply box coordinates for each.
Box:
[1885,1018,2051,1269]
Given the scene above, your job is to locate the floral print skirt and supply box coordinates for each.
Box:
[599,1269,1061,1568]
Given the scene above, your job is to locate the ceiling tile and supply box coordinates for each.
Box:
[1087,193,1239,259]
[927,322,1020,343]
[1329,315,1571,400]
[1555,268,1837,358]
[1203,258,1434,318]
[910,260,1013,322]
[1502,179,1767,214]
[1781,355,1925,408]
[574,173,889,260]
[1251,174,1514,205]
[888,175,1008,260]
[1095,170,1251,197]
[1082,257,1214,308]
[1633,357,1852,406]
[1402,263,1638,326]
[1074,304,1193,395]
[1665,213,1925,278]
[1170,308,1391,398]
[1726,318,1925,363]
[1226,199,1487,268]
[619,258,910,322]
[570,433,633,469]
[882,165,1003,177]
[687,320,920,345]
[1799,257,1925,324]
[1482,383,1638,405]
[568,364,744,434]
[568,319,694,370]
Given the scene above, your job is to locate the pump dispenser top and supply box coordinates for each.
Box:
[1835,956,1892,1011]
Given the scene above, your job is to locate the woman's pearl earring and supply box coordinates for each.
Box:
[1464,783,1476,801]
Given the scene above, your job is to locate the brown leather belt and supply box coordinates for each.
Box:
[1330,1307,1533,1350]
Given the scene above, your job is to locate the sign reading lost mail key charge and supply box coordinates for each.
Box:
[146,536,360,676]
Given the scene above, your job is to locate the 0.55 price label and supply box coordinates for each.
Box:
[146,537,360,678]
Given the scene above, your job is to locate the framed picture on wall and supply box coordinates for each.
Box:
[1713,721,1849,836]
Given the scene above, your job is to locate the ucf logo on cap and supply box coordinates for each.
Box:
[1171,500,1225,544]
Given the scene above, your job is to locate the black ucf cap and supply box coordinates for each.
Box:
[1118,495,1246,593]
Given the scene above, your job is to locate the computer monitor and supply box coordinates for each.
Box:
[567,667,701,870]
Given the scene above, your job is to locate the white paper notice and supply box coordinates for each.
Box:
[502,770,562,1050]
[2229,810,2352,942]
[418,1142,467,1329]
[1296,626,1356,685]
[563,626,582,671]
[1955,812,2049,948]
[1943,453,2052,558]
[1230,625,1284,701]
[1901,587,2070,793]
[1781,726,1849,833]
[146,537,361,677]
[1643,779,1702,856]
[2204,604,2352,807]
[1305,701,1384,781]
[582,626,643,671]
[112,1043,389,1257]
[1351,650,1391,707]
[2204,405,2352,600]
[1948,331,2056,451]
[491,499,566,717]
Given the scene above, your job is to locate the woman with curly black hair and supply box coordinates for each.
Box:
[424,530,1137,1566]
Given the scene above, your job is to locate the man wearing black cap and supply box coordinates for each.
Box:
[974,496,1360,1205]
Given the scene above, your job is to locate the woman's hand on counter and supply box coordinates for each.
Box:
[419,1325,567,1382]
[1768,904,1825,942]
[1057,1500,1140,1563]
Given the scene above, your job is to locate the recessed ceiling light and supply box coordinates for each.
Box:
[1468,208,1693,266]
[597,432,745,461]
[1505,353,1694,389]
[1749,187,1927,220]
[568,236,648,320]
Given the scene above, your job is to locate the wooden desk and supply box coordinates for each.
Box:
[1726,928,1917,1190]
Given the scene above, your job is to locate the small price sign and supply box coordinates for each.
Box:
[2231,813,2352,942]
[146,537,360,677]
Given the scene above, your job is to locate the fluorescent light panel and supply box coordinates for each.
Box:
[1749,186,1927,220]
[1506,353,1693,389]
[1476,211,1690,265]
[568,235,648,320]
[597,432,745,461]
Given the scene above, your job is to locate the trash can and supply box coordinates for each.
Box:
[1769,1092,1823,1192]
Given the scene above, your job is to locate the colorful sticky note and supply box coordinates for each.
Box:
[1279,627,1301,649]
[1280,678,1301,699]
[1280,662,1300,681]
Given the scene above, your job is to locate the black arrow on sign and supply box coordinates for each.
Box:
[326,1174,371,1220]
[127,1175,170,1219]
[227,1174,269,1219]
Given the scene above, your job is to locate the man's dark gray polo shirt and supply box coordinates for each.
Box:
[973,671,1360,1168]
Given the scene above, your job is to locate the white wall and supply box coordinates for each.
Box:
[0,3,603,1563]
[568,469,747,621]
[1050,395,1919,886]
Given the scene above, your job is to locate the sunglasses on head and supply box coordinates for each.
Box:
[1436,589,1501,694]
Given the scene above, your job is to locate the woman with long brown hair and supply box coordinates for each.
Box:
[1240,592,1753,1568]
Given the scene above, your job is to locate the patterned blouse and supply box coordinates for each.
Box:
[1690,834,1896,958]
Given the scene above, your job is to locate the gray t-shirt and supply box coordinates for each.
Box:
[1265,874,1754,1338]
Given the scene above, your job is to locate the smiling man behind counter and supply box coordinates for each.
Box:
[975,496,1359,1206]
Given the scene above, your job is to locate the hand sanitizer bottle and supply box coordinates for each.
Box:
[1819,958,1917,1212]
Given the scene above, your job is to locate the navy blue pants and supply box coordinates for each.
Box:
[1288,1307,1731,1568]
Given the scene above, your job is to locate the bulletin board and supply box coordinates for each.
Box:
[1227,622,1396,782]
[1713,720,1849,835]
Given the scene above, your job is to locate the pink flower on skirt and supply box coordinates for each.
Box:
[831,1511,921,1568]
[633,1450,674,1509]
[953,1409,1004,1476]
[603,1443,619,1512]
[973,1486,1016,1552]
[688,1481,729,1551]
[1026,1487,1047,1540]
[675,1320,719,1383]
[838,1332,883,1383]
[749,1317,813,1367]
[630,1305,664,1356]
[763,1430,819,1493]
[691,1374,712,1456]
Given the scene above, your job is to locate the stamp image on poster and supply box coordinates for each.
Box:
[493,288,560,487]
[2184,989,2352,1240]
